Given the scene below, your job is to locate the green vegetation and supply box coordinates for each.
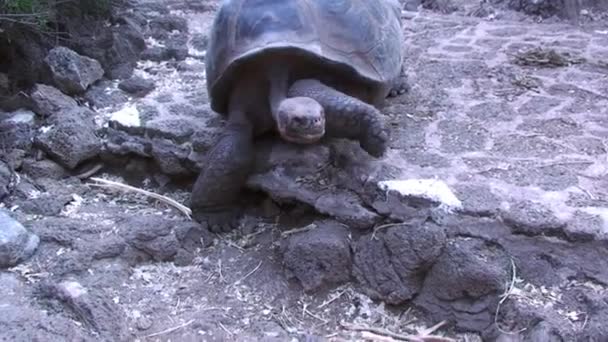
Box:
[0,0,52,27]
[0,0,116,28]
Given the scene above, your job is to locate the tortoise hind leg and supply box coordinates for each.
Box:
[287,79,389,158]
[190,108,254,233]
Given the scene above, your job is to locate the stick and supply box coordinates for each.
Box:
[232,261,262,286]
[88,177,192,218]
[144,319,194,338]
[340,322,455,342]
[75,163,104,180]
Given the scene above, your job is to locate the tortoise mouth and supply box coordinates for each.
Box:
[279,126,325,144]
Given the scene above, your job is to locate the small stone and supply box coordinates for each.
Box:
[34,107,102,169]
[84,80,130,110]
[123,216,182,261]
[136,316,153,330]
[44,46,105,94]
[0,161,13,200]
[281,220,352,292]
[0,209,40,268]
[189,33,208,52]
[140,47,171,62]
[118,76,155,97]
[29,84,79,118]
[21,158,69,180]
[148,16,188,39]
[0,109,35,152]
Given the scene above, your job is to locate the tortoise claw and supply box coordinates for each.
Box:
[193,206,243,234]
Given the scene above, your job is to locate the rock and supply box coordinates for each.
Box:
[165,34,190,61]
[352,222,446,305]
[118,75,155,97]
[36,280,129,341]
[84,80,130,110]
[34,106,102,169]
[29,84,79,118]
[21,158,69,180]
[0,109,35,152]
[140,46,171,62]
[105,15,147,79]
[0,209,40,268]
[16,192,74,217]
[148,16,189,40]
[0,160,14,200]
[141,44,188,62]
[247,141,380,229]
[44,46,105,94]
[189,33,208,52]
[414,237,511,333]
[502,200,567,237]
[281,220,352,292]
[123,216,183,262]
[90,236,127,260]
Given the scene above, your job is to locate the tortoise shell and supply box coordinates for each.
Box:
[205,0,404,114]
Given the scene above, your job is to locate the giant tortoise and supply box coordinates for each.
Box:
[191,0,407,232]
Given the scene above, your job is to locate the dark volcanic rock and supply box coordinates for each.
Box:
[148,16,189,40]
[247,141,380,229]
[34,106,102,169]
[44,46,104,95]
[123,216,184,262]
[84,80,130,110]
[0,273,90,340]
[63,13,146,80]
[0,209,40,268]
[352,222,446,305]
[281,221,352,292]
[16,193,73,217]
[414,237,511,335]
[21,159,69,180]
[0,109,36,152]
[29,84,79,118]
[0,160,13,200]
[118,75,156,96]
[36,280,129,341]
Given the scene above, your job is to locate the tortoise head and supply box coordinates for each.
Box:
[276,97,325,144]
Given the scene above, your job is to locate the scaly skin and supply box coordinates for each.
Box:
[287,79,390,158]
[190,115,254,233]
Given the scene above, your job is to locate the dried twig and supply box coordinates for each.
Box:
[75,163,104,180]
[218,322,233,336]
[232,261,262,287]
[303,303,328,323]
[371,223,403,240]
[88,177,192,218]
[281,223,317,237]
[318,290,346,309]
[494,258,527,335]
[144,319,194,338]
[340,321,455,342]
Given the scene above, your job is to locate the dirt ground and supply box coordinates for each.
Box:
[2,0,608,341]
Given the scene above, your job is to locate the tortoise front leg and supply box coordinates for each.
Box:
[287,79,390,158]
[387,64,409,98]
[190,111,254,233]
